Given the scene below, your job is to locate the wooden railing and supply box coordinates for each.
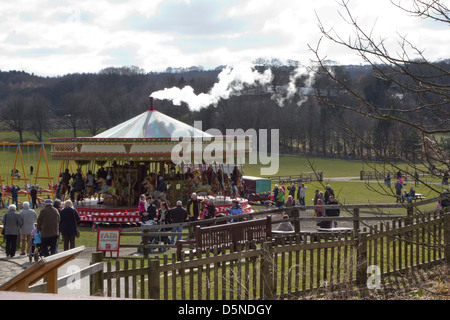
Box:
[118,195,445,256]
[87,196,450,299]
[266,172,323,183]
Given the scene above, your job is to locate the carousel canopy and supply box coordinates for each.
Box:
[50,107,249,163]
[94,109,212,139]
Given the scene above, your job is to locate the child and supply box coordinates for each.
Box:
[138,194,146,213]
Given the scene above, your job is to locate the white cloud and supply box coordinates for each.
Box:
[0,0,448,76]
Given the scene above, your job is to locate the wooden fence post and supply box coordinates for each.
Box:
[355,232,368,288]
[406,205,413,226]
[148,259,160,300]
[143,229,149,258]
[90,252,104,296]
[444,213,450,265]
[353,208,360,236]
[292,208,301,234]
[261,241,274,300]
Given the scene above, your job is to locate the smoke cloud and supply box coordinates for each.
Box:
[271,65,317,107]
[150,62,273,111]
[150,61,318,111]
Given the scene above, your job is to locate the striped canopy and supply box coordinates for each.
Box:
[94,110,212,139]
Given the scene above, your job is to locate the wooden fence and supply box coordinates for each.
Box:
[88,203,450,299]
[118,196,441,256]
[266,172,323,183]
[359,170,433,181]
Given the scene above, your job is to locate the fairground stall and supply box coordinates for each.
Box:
[50,98,253,225]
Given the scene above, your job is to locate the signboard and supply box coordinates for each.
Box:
[97,228,121,257]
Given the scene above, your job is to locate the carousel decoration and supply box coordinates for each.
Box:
[50,98,253,216]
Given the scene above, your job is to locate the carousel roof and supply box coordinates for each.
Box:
[94,109,212,139]
[50,106,227,162]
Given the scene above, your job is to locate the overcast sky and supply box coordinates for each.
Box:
[1,0,449,77]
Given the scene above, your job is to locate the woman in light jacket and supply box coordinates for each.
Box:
[19,202,37,255]
[2,205,23,257]
[59,200,81,251]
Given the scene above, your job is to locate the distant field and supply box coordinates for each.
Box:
[0,130,444,211]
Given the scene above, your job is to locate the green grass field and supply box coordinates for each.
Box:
[0,138,444,207]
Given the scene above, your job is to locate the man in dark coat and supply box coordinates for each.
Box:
[11,185,19,207]
[37,199,60,256]
[186,193,201,221]
[30,185,38,209]
[325,196,340,228]
[395,180,403,203]
[324,185,335,203]
[168,200,188,244]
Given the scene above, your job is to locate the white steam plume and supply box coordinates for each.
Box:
[150,62,273,111]
[271,64,317,107]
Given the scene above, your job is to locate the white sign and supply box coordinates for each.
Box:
[97,228,121,256]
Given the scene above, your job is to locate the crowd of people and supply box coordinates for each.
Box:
[137,191,237,247]
[1,199,80,258]
[51,163,247,208]
[2,164,449,258]
[267,182,341,229]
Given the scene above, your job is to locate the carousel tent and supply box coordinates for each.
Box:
[51,109,219,163]
[51,98,250,164]
[94,109,212,139]
[50,98,252,211]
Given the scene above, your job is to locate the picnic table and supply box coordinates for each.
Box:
[414,193,426,201]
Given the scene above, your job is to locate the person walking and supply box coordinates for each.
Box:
[313,189,320,205]
[158,201,171,247]
[2,205,23,257]
[287,183,296,199]
[167,200,188,244]
[187,193,201,221]
[59,200,80,251]
[299,183,306,206]
[10,185,19,207]
[325,196,340,228]
[395,179,403,203]
[203,198,216,220]
[37,199,60,256]
[324,185,335,204]
[19,202,37,256]
[276,185,285,207]
[30,185,38,209]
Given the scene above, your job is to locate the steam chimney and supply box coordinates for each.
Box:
[149,97,154,111]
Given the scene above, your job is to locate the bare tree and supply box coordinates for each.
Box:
[2,95,27,143]
[28,93,51,142]
[310,0,450,195]
[59,93,84,137]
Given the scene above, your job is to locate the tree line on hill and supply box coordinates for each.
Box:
[0,60,448,163]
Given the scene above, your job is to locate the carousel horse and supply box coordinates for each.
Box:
[210,176,221,194]
[201,171,209,185]
[222,174,232,196]
[191,176,212,196]
[153,190,171,206]
[141,176,155,195]
[96,177,119,204]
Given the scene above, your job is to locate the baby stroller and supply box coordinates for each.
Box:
[29,230,42,262]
